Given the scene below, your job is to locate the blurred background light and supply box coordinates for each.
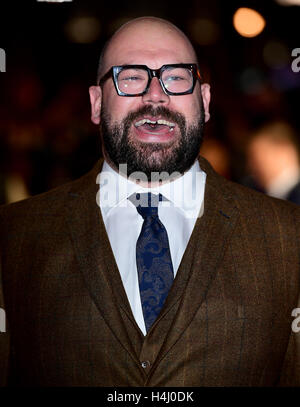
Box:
[263,40,290,68]
[64,15,101,43]
[275,0,300,5]
[233,7,266,38]
[238,67,265,94]
[187,17,219,45]
[270,66,300,90]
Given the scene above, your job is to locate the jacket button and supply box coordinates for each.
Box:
[141,360,150,369]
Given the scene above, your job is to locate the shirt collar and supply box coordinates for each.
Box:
[98,159,206,219]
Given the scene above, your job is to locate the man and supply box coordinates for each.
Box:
[246,120,300,205]
[0,16,300,387]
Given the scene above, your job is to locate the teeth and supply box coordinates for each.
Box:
[134,118,175,128]
[135,119,156,127]
[157,119,175,127]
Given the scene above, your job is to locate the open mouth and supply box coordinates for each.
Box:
[133,117,176,142]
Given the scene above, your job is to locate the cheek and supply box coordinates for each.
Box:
[171,93,202,121]
[104,90,141,122]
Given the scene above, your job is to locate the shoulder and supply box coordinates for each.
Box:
[0,160,102,236]
[199,155,300,223]
[226,176,300,213]
[227,177,300,225]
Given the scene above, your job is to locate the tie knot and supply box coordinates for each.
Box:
[132,193,162,219]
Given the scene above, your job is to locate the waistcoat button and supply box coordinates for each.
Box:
[141,360,150,369]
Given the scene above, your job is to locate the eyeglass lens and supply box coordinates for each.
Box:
[117,67,193,94]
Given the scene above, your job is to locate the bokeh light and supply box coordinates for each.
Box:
[233,8,266,38]
[238,67,265,94]
[263,40,290,68]
[188,18,219,45]
[275,0,300,5]
[64,16,101,43]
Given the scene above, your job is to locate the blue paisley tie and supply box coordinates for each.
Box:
[134,192,174,332]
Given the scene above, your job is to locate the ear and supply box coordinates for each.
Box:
[201,83,211,123]
[89,86,102,124]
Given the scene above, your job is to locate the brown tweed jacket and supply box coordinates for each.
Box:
[0,156,299,386]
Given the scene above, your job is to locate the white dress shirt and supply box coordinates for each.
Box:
[98,160,206,335]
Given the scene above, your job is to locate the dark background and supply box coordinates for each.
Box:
[0,0,300,202]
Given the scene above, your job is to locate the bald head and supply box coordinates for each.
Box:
[97,17,198,83]
[89,15,211,181]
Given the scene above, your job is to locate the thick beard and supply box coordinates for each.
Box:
[100,104,205,181]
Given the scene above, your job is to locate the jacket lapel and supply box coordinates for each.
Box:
[65,160,144,368]
[142,157,240,376]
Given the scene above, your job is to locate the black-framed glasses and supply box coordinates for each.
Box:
[98,64,202,96]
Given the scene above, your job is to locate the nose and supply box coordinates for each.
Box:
[142,77,170,105]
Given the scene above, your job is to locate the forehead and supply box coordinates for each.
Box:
[104,21,197,70]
